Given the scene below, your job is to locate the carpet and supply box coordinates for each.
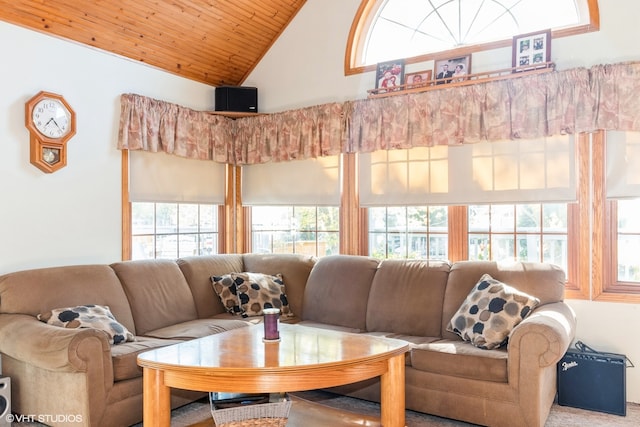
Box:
[13,391,640,426]
[161,390,640,427]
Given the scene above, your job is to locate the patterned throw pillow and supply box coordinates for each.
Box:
[211,274,244,315]
[37,304,135,345]
[232,272,293,318]
[447,274,540,350]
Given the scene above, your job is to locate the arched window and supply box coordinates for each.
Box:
[345,0,599,74]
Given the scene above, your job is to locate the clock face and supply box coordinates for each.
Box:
[32,98,71,139]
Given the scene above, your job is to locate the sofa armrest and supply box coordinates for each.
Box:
[0,313,111,373]
[508,302,576,368]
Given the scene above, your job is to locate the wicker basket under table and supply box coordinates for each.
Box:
[210,397,292,427]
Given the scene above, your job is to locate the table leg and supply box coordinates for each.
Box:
[380,354,406,427]
[142,367,171,427]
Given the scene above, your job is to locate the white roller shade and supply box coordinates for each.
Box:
[242,156,341,206]
[129,150,226,204]
[606,131,640,199]
[359,136,576,206]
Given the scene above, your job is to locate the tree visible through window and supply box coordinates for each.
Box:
[251,206,339,256]
[369,206,448,259]
[468,204,568,272]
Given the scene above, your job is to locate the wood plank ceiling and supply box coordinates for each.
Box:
[0,0,307,86]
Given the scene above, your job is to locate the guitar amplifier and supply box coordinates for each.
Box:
[557,342,627,416]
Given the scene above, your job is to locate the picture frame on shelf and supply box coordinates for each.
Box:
[404,70,432,89]
[434,55,471,85]
[375,59,405,93]
[512,29,551,72]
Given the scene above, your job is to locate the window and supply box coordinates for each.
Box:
[125,150,226,260]
[616,199,640,283]
[366,203,569,271]
[368,206,448,259]
[251,206,339,256]
[468,204,568,272]
[359,138,577,285]
[346,0,598,73]
[599,131,640,300]
[243,156,342,256]
[131,202,218,260]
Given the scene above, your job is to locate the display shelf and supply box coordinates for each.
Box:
[367,62,555,98]
[207,111,264,119]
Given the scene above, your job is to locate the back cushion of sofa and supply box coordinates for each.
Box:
[302,255,380,331]
[366,259,450,337]
[110,259,198,336]
[441,260,566,340]
[243,253,316,319]
[177,254,245,318]
[0,264,136,333]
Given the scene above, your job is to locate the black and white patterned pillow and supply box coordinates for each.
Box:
[232,272,293,318]
[447,274,539,350]
[211,274,244,315]
[37,304,135,345]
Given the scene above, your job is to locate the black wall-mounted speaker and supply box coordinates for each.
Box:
[557,349,626,416]
[215,86,258,113]
[0,376,11,427]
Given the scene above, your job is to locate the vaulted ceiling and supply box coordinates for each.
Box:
[0,0,307,86]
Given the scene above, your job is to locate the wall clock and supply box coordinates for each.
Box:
[25,91,76,173]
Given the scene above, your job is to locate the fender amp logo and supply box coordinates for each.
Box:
[561,360,578,371]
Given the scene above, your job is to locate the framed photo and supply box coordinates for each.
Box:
[434,55,471,85]
[375,59,405,93]
[404,70,432,89]
[512,29,551,72]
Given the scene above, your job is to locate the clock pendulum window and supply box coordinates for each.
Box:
[25,91,76,173]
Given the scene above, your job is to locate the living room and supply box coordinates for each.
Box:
[1,0,639,417]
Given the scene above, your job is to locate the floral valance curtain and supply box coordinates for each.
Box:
[118,94,235,163]
[118,61,640,165]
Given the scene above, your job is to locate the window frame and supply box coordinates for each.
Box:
[595,131,640,302]
[344,0,600,76]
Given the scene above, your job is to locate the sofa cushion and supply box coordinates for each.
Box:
[447,274,539,350]
[302,255,380,331]
[37,304,134,345]
[366,259,450,337]
[233,272,293,317]
[364,332,440,366]
[411,339,508,383]
[111,336,184,381]
[178,254,246,318]
[110,259,198,336]
[211,274,244,315]
[142,318,251,340]
[296,320,364,334]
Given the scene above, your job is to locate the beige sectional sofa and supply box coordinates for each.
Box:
[0,253,576,427]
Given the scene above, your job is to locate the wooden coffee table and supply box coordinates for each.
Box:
[137,323,409,427]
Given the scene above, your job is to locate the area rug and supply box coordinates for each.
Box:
[13,391,640,426]
[161,390,640,427]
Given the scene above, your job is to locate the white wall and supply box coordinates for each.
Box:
[0,21,214,274]
[246,0,640,403]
